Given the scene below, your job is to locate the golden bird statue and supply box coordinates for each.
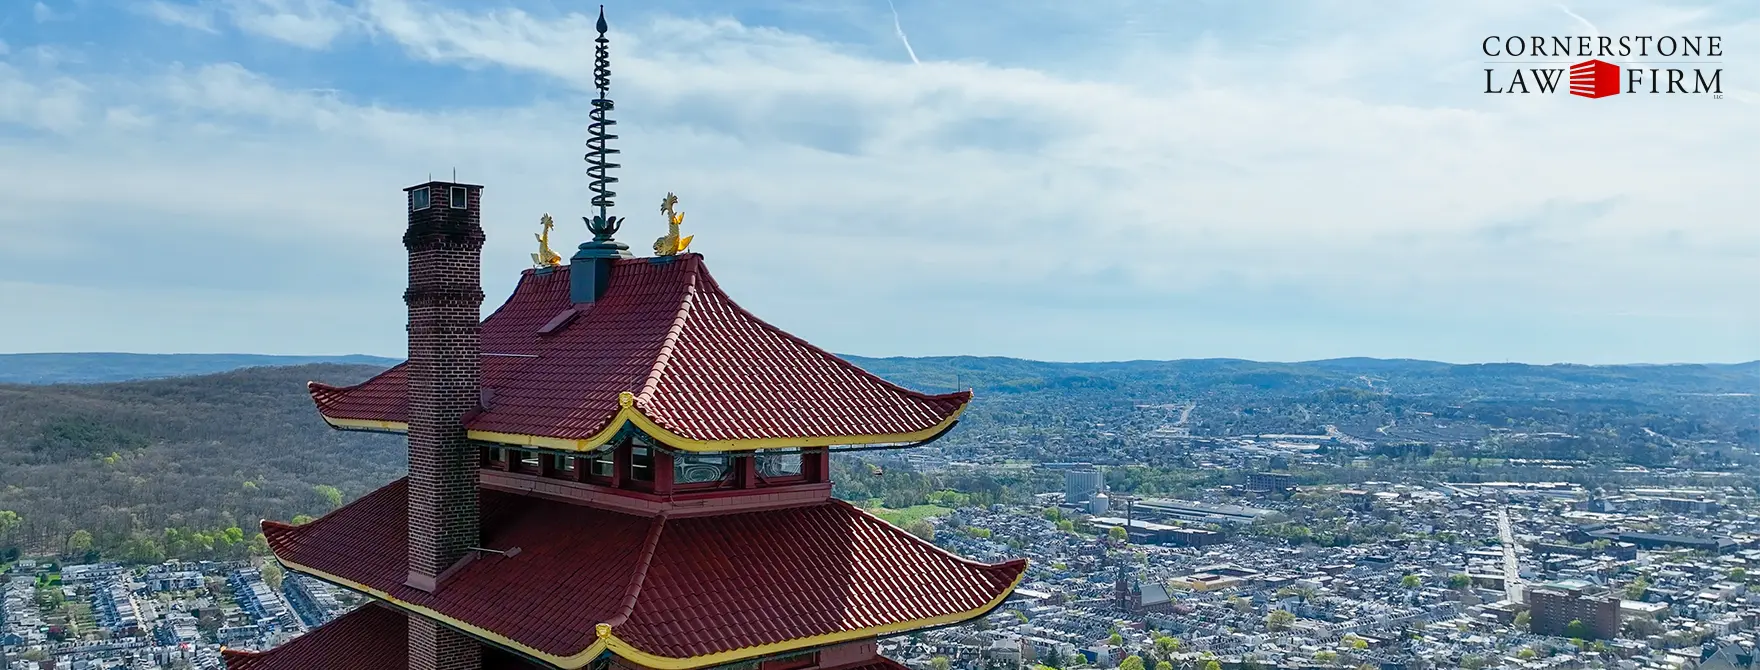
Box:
[653,192,693,257]
[532,214,562,268]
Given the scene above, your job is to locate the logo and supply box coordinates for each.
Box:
[1568,59,1620,98]
[1481,35,1723,99]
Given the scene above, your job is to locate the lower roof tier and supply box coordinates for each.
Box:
[223,603,544,670]
[264,479,1025,669]
[224,603,917,670]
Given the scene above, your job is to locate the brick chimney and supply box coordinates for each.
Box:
[401,180,485,593]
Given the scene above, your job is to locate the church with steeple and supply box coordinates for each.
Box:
[221,7,1025,670]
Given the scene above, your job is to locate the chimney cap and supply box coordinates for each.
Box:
[404,181,484,192]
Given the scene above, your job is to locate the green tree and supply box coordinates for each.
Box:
[292,514,316,525]
[1154,662,1171,670]
[1201,662,1221,670]
[1108,631,1123,647]
[1563,619,1590,640]
[0,510,21,545]
[1266,609,1296,631]
[903,519,936,541]
[1043,508,1064,522]
[1447,574,1471,589]
[1108,526,1128,542]
[66,530,95,558]
[1400,574,1422,589]
[1514,611,1531,630]
[314,485,344,509]
[260,561,285,590]
[931,657,950,670]
[1118,656,1145,670]
[1154,636,1180,657]
[1624,576,1650,600]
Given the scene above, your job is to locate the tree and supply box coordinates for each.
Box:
[903,519,936,541]
[314,485,344,509]
[1118,656,1145,670]
[1447,574,1471,589]
[1400,574,1422,589]
[1563,619,1590,640]
[291,514,316,525]
[931,657,950,670]
[260,561,285,590]
[1041,647,1064,669]
[1514,611,1531,630]
[1624,576,1650,600]
[1154,662,1171,670]
[0,510,21,545]
[1201,662,1221,670]
[1108,526,1128,542]
[1108,631,1123,647]
[1266,609,1296,631]
[66,530,95,558]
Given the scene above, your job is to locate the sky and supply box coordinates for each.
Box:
[1,0,1755,365]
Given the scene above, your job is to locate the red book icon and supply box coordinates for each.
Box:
[1570,59,1620,98]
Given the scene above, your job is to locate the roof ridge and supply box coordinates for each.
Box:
[604,512,668,629]
[691,265,972,405]
[634,256,701,408]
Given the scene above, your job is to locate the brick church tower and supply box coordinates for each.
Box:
[222,8,1024,670]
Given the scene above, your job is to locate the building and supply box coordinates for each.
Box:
[1527,580,1619,640]
[1246,472,1295,493]
[222,11,1025,670]
[1065,469,1105,504]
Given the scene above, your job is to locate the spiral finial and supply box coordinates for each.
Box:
[583,4,622,240]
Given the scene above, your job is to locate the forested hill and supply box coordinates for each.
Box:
[0,364,402,561]
[0,353,402,384]
[0,355,1753,562]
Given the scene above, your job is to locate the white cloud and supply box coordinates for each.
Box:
[0,0,1755,362]
[138,1,221,33]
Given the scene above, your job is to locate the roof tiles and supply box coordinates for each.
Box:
[265,479,1024,664]
[311,255,968,447]
[222,603,544,670]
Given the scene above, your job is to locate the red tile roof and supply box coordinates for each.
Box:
[265,479,1025,668]
[309,255,969,450]
[222,603,544,670]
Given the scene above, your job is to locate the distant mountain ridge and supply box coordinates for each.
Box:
[1,352,1754,397]
[0,353,404,384]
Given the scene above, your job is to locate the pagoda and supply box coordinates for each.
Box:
[223,8,1025,670]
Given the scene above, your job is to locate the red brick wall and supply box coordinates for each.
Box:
[403,182,485,586]
[409,614,482,670]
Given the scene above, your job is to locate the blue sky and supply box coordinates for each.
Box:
[1,0,1755,364]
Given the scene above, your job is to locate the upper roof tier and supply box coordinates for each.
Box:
[309,254,971,452]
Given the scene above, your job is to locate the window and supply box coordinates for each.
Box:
[554,455,575,472]
[517,450,540,472]
[589,451,615,478]
[756,453,803,478]
[629,446,653,482]
[675,454,730,485]
[411,187,431,210]
[449,186,468,209]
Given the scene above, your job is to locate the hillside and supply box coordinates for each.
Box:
[0,355,1754,562]
[0,364,403,560]
[0,352,403,384]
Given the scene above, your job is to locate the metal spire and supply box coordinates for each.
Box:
[583,4,623,241]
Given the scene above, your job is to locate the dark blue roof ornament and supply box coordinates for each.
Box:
[572,5,631,304]
[582,4,626,246]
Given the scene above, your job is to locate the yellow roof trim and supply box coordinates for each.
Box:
[467,392,968,454]
[318,392,966,454]
[320,415,408,432]
[274,551,1023,670]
